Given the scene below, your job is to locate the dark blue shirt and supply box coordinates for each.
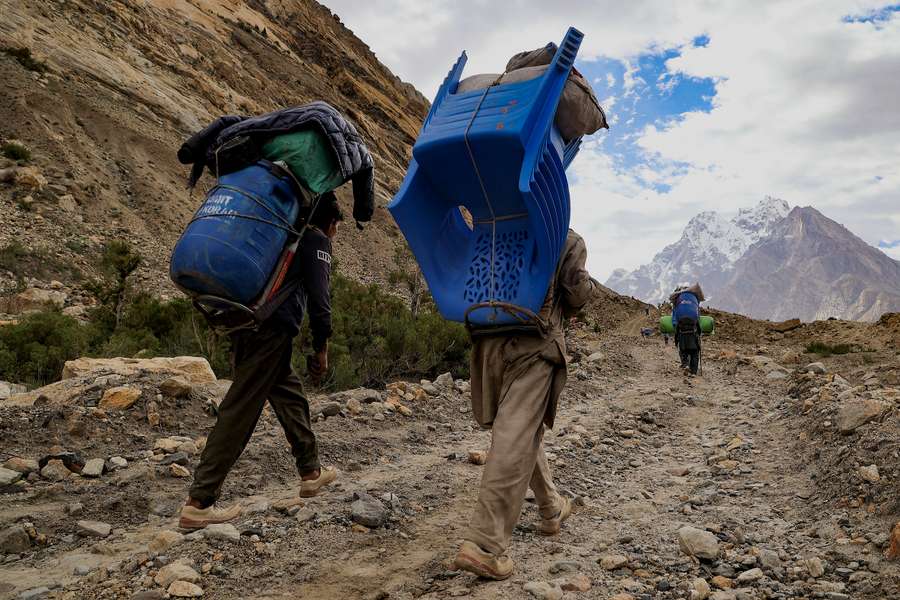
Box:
[267,228,332,350]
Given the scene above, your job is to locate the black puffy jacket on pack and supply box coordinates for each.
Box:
[178,101,375,224]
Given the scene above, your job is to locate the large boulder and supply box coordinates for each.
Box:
[836,399,892,434]
[768,318,801,333]
[99,386,142,410]
[3,379,89,407]
[678,526,721,560]
[0,380,27,400]
[1,287,67,314]
[62,356,216,384]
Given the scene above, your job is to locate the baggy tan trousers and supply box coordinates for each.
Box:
[464,358,563,555]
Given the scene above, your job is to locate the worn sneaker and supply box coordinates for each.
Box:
[453,540,514,580]
[298,466,337,498]
[178,502,241,530]
[538,495,573,536]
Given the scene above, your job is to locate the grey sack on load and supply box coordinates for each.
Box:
[455,43,608,142]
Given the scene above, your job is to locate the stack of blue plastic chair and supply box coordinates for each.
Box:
[389,27,585,327]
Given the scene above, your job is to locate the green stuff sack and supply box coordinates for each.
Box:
[659,315,715,335]
[659,316,675,335]
[261,130,345,194]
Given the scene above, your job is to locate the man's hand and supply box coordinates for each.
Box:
[307,345,329,384]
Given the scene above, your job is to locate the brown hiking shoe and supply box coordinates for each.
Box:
[538,495,573,536]
[178,503,241,530]
[453,541,514,580]
[298,466,337,498]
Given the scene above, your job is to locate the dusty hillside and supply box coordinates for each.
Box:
[0,0,427,299]
[2,308,900,599]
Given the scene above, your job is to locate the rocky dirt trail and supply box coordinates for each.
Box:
[2,324,899,599]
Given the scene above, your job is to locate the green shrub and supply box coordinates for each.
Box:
[0,241,82,281]
[295,272,470,391]
[805,341,853,357]
[0,311,98,387]
[1,46,48,73]
[1,141,31,162]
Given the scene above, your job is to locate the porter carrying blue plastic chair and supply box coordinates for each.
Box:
[389,27,584,328]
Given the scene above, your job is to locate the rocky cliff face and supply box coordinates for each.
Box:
[0,0,428,298]
[715,206,900,322]
[605,197,790,304]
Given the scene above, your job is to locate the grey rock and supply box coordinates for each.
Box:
[154,562,200,587]
[758,548,782,570]
[523,581,563,600]
[66,502,84,515]
[351,494,387,528]
[586,351,605,363]
[352,388,382,403]
[805,362,827,374]
[40,459,72,481]
[159,376,193,398]
[82,458,105,478]
[805,557,825,577]
[107,456,128,470]
[167,580,203,597]
[836,399,891,433]
[160,452,190,466]
[17,588,50,600]
[202,523,240,543]
[434,372,454,390]
[77,520,111,538]
[0,467,22,485]
[0,525,31,553]
[678,525,720,560]
[321,401,342,417]
[549,560,581,574]
[2,457,39,474]
[295,508,317,523]
[736,567,763,583]
[0,380,27,400]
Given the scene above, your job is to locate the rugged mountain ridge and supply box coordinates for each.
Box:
[606,198,900,321]
[605,196,790,304]
[0,0,428,296]
[716,206,900,322]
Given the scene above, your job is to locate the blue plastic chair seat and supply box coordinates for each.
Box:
[389,28,584,325]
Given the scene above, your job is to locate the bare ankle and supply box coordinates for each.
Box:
[186,497,206,509]
[300,468,320,481]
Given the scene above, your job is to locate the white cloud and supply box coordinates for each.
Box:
[322,0,900,280]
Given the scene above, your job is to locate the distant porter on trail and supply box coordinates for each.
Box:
[169,102,375,528]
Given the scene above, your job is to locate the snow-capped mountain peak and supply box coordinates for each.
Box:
[605,197,791,304]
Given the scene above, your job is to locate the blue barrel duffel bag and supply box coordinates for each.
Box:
[169,160,312,330]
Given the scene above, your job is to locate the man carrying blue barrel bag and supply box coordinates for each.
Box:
[179,195,343,529]
[172,101,375,528]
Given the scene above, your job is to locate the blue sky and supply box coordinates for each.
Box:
[324,1,900,275]
[572,43,717,194]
